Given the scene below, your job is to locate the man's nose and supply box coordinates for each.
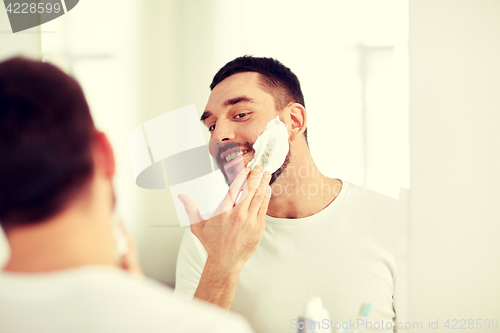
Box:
[210,120,235,142]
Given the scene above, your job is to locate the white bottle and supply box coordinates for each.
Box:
[298,297,332,333]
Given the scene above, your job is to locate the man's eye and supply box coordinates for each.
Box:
[208,124,215,132]
[235,113,248,119]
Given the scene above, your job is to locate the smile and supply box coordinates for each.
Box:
[224,150,249,163]
[220,147,250,163]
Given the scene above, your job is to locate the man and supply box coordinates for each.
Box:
[0,57,258,333]
[175,56,407,333]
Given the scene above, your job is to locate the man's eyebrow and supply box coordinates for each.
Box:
[200,96,256,123]
[223,96,256,107]
[200,111,212,123]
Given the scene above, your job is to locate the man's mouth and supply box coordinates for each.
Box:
[221,149,249,163]
[221,148,250,169]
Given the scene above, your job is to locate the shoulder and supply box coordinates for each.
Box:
[341,182,408,239]
[341,183,408,271]
[0,267,253,333]
[343,182,407,218]
[73,267,253,333]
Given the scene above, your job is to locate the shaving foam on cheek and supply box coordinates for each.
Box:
[247,116,289,174]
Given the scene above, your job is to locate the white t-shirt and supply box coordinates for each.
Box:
[0,265,254,333]
[174,181,408,333]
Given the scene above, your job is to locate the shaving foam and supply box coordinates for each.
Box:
[247,116,289,174]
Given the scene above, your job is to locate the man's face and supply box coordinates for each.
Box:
[202,72,285,184]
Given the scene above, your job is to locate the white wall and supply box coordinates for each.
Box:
[0,5,41,60]
[409,0,500,330]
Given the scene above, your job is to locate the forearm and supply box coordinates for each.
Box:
[194,257,243,310]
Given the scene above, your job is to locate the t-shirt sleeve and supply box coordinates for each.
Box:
[173,227,208,300]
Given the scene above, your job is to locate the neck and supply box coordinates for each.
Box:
[267,148,342,219]
[3,197,117,274]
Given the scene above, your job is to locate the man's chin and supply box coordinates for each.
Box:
[223,159,245,185]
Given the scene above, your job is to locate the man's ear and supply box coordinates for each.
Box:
[94,131,115,179]
[287,103,307,142]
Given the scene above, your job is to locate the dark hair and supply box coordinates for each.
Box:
[210,56,308,143]
[0,57,96,229]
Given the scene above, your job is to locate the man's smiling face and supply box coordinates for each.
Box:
[201,72,281,184]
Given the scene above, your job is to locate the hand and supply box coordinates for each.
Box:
[114,216,144,277]
[178,165,272,270]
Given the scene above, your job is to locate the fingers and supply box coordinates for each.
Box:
[112,216,143,276]
[178,194,206,239]
[248,170,272,217]
[238,165,264,210]
[214,167,249,216]
[121,233,144,277]
[178,194,204,228]
[235,173,249,206]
